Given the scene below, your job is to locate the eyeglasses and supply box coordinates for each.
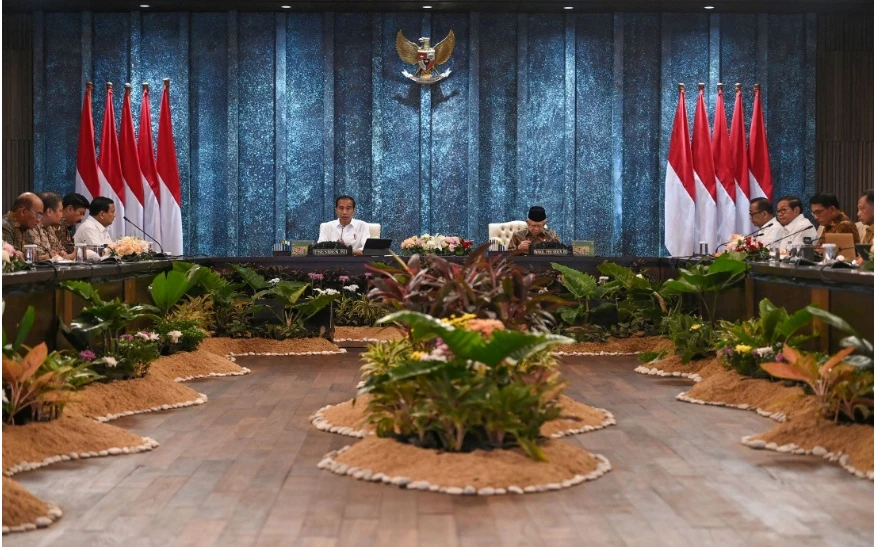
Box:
[27,208,44,219]
[776,207,791,214]
[811,208,827,216]
[748,211,763,217]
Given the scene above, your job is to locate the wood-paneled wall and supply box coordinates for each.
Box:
[816,14,874,216]
[2,14,34,207]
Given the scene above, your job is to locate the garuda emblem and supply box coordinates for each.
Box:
[396,29,455,84]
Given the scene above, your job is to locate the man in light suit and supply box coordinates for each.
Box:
[317,195,369,255]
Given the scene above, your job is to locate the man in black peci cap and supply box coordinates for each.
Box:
[509,206,560,255]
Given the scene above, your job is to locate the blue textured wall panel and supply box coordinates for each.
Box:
[189,13,230,256]
[573,14,614,254]
[237,14,276,256]
[33,10,818,256]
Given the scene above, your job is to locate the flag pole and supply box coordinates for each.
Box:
[163,78,170,90]
[698,82,705,91]
[142,82,149,91]
[753,83,760,92]
[734,82,741,92]
[678,82,684,92]
[124,82,131,96]
[717,82,723,91]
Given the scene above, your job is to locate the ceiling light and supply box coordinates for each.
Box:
[704,5,715,8]
[423,5,432,8]
[564,6,574,9]
[281,4,291,7]
[139,3,150,7]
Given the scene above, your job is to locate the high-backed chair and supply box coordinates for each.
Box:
[367,223,382,239]
[488,221,527,249]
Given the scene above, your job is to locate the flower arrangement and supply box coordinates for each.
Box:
[108,236,152,259]
[722,234,769,261]
[2,241,24,273]
[400,234,473,256]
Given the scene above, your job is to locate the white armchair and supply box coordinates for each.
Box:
[367,223,382,239]
[488,221,527,249]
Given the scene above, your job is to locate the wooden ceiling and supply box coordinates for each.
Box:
[2,0,874,13]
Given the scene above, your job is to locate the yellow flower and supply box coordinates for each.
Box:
[734,344,752,355]
[690,324,702,331]
[442,313,477,328]
[410,351,427,360]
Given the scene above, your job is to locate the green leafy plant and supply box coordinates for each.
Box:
[805,307,874,369]
[715,299,815,377]
[150,264,207,316]
[360,311,573,461]
[252,281,339,340]
[661,255,747,324]
[334,293,391,327]
[550,263,614,327]
[761,345,872,423]
[168,294,216,332]
[2,343,94,425]
[154,318,209,354]
[597,262,671,329]
[636,349,668,365]
[663,312,716,364]
[368,247,566,332]
[2,305,35,360]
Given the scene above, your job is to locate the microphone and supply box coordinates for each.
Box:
[769,225,814,247]
[123,216,167,257]
[715,223,775,252]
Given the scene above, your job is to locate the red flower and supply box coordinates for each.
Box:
[462,240,473,250]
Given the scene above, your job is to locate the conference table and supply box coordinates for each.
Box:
[3,255,872,351]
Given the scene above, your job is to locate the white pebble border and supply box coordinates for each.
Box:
[740,435,874,482]
[554,351,638,357]
[333,338,383,343]
[3,437,160,478]
[310,405,617,439]
[92,393,209,423]
[675,391,787,423]
[226,349,347,361]
[634,364,704,383]
[2,502,63,535]
[317,445,612,495]
[173,367,251,383]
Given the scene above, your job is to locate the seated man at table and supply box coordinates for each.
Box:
[509,206,560,256]
[855,189,873,246]
[74,196,115,249]
[317,195,369,256]
[57,192,90,253]
[748,198,783,247]
[810,192,860,247]
[775,195,818,249]
[24,192,72,260]
[3,192,44,254]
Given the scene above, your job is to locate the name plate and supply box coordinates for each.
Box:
[312,248,351,256]
[532,248,570,256]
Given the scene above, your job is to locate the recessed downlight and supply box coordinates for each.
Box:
[704,5,715,9]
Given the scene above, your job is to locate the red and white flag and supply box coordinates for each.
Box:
[156,79,183,255]
[138,84,163,250]
[748,84,772,202]
[664,85,696,257]
[98,83,126,240]
[712,84,737,246]
[75,83,101,202]
[730,84,751,234]
[692,84,717,253]
[119,85,145,238]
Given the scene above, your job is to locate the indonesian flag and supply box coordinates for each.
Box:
[75,83,100,202]
[748,84,772,202]
[712,84,737,246]
[98,84,126,240]
[664,85,696,257]
[692,85,717,253]
[138,84,163,250]
[119,85,145,238]
[730,84,751,234]
[156,79,183,255]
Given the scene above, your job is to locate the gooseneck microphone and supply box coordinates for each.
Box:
[715,222,775,252]
[768,225,815,247]
[123,216,167,257]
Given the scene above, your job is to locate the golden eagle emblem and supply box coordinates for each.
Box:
[396,29,455,84]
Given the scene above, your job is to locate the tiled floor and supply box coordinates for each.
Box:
[6,352,874,546]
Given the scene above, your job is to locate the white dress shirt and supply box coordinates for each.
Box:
[754,221,784,248]
[73,215,113,247]
[317,218,370,251]
[779,214,818,249]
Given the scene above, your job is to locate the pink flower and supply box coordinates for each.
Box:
[338,275,350,283]
[121,334,134,341]
[364,273,373,278]
[308,272,324,281]
[79,350,96,361]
